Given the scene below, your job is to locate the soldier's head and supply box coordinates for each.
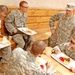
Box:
[70,33,75,49]
[66,3,75,17]
[19,1,29,13]
[0,5,8,18]
[30,40,46,57]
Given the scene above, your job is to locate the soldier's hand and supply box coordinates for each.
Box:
[0,34,3,38]
[46,62,51,70]
[55,49,61,54]
[70,66,75,73]
[51,29,56,35]
[14,29,18,34]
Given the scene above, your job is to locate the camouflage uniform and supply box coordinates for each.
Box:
[52,42,75,60]
[1,46,11,63]
[48,12,75,47]
[4,47,54,75]
[0,19,11,64]
[5,10,34,50]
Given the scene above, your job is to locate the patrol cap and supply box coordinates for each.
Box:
[66,3,75,10]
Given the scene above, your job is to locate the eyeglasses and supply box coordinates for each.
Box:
[70,40,75,44]
[21,6,29,8]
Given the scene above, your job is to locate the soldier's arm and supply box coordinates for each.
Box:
[51,42,69,54]
[71,27,75,37]
[5,11,16,35]
[49,12,62,29]
[58,42,69,53]
[51,46,61,54]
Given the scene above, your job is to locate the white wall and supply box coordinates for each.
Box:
[0,0,75,9]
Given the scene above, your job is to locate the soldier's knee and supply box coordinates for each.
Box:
[18,41,25,49]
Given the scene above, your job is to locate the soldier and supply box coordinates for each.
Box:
[51,33,75,72]
[5,1,34,50]
[48,3,75,47]
[0,5,11,73]
[4,40,59,75]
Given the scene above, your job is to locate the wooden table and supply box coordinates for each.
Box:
[41,47,74,75]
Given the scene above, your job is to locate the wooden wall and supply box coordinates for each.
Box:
[8,7,64,29]
[1,7,65,48]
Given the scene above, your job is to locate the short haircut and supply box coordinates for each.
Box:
[0,5,8,13]
[19,1,28,7]
[32,40,46,54]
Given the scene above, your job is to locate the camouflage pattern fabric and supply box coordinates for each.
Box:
[4,47,54,75]
[5,10,28,34]
[52,42,75,60]
[4,47,53,75]
[5,10,34,50]
[48,12,75,47]
[1,46,11,63]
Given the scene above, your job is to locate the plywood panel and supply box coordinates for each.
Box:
[27,9,48,17]
[33,28,50,33]
[47,10,61,16]
[27,22,49,29]
[8,7,64,17]
[27,9,62,17]
[26,17,50,23]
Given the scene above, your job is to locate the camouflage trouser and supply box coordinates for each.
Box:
[12,34,34,50]
[1,46,11,63]
[48,34,57,48]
